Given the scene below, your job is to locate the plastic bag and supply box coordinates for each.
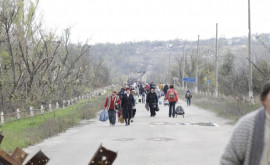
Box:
[158,98,163,105]
[145,103,149,111]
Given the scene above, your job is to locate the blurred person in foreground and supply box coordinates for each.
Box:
[220,80,270,165]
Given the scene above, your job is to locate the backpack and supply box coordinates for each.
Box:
[169,90,175,99]
[186,92,191,98]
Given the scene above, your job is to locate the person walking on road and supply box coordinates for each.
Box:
[220,80,270,165]
[131,90,137,122]
[185,90,192,106]
[165,85,178,118]
[145,83,150,94]
[121,88,135,126]
[146,87,158,117]
[135,86,140,96]
[163,84,169,96]
[155,86,161,100]
[140,86,146,103]
[159,83,163,91]
[150,82,155,90]
[118,87,125,101]
[104,90,121,126]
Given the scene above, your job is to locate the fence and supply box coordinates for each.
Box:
[1,86,114,125]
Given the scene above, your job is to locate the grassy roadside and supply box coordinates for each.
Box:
[0,93,108,153]
[177,89,261,123]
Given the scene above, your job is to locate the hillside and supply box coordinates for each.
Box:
[91,34,270,95]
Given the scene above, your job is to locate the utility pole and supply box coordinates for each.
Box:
[182,44,186,89]
[168,53,171,83]
[215,23,219,97]
[169,54,171,66]
[208,80,210,95]
[195,35,200,93]
[248,0,254,102]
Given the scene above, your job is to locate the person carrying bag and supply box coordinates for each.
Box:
[121,88,135,126]
[146,87,158,117]
[104,89,121,126]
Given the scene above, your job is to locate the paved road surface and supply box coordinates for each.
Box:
[24,99,233,165]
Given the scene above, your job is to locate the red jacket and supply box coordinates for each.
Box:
[165,88,178,102]
[104,95,120,110]
[146,84,150,90]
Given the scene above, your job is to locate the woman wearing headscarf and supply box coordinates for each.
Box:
[121,88,135,126]
[220,80,270,165]
[146,87,158,117]
[118,87,125,101]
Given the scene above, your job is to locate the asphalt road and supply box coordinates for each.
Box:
[24,99,233,165]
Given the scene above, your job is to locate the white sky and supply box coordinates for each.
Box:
[38,0,270,44]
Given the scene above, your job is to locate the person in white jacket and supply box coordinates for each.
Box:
[131,90,138,122]
[155,86,161,100]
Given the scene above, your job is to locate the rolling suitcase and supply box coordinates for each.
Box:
[175,106,185,118]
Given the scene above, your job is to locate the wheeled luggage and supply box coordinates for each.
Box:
[175,106,185,118]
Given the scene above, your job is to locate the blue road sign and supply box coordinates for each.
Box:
[207,80,210,83]
[183,78,196,83]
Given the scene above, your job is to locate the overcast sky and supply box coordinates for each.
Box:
[39,0,270,44]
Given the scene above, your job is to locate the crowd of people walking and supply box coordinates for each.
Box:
[103,81,194,126]
[102,79,270,164]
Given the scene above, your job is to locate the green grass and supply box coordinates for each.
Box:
[0,94,108,153]
[177,89,261,123]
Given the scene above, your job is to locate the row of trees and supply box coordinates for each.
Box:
[0,0,111,112]
[172,36,270,98]
[91,33,270,99]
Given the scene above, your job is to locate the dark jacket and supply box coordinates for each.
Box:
[147,92,158,109]
[140,87,145,95]
[163,84,169,94]
[118,88,125,100]
[185,90,192,98]
[150,84,154,89]
[121,94,135,110]
[146,92,158,104]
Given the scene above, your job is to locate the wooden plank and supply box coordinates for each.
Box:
[24,150,49,165]
[89,145,117,165]
[11,148,28,164]
[0,149,20,165]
